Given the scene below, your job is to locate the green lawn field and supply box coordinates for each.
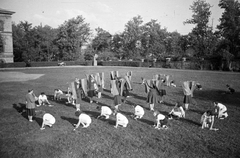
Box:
[0,66,240,158]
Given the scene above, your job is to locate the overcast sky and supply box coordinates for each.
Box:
[1,0,223,35]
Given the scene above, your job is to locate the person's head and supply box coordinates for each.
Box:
[213,102,218,107]
[41,92,45,96]
[54,89,59,92]
[28,89,33,93]
[175,102,182,108]
[153,111,160,117]
[75,78,80,83]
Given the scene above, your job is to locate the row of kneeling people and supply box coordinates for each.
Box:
[40,101,228,131]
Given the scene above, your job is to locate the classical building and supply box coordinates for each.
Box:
[0,8,15,63]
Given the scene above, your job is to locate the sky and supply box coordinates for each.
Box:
[1,0,224,35]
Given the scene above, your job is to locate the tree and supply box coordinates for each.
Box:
[216,0,240,70]
[92,27,112,52]
[184,0,212,58]
[55,15,91,61]
[122,15,144,59]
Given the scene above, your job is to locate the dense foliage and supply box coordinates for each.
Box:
[8,0,240,70]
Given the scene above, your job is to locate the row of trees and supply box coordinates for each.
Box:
[10,0,240,69]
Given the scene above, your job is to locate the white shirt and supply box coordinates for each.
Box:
[43,113,56,124]
[116,113,129,125]
[156,113,165,121]
[39,94,48,101]
[79,113,92,124]
[101,106,112,116]
[135,105,144,116]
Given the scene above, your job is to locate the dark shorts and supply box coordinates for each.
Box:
[26,108,35,117]
[183,95,191,104]
[114,95,122,105]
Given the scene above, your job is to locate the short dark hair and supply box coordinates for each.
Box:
[28,89,33,92]
[41,92,45,95]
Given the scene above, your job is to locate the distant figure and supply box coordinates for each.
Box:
[168,102,185,119]
[54,89,63,100]
[97,106,113,119]
[200,110,218,131]
[73,113,92,130]
[153,111,168,129]
[40,113,56,130]
[114,113,129,128]
[226,84,235,94]
[25,89,38,122]
[133,105,145,120]
[38,92,50,106]
[214,102,228,119]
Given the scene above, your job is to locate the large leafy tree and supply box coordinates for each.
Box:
[122,15,144,59]
[55,15,91,61]
[216,0,240,67]
[184,0,212,58]
[142,19,168,60]
[32,25,58,61]
[92,27,112,52]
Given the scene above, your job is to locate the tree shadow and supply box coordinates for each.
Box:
[61,116,78,126]
[12,103,28,120]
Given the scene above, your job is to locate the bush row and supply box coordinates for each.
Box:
[0,60,239,72]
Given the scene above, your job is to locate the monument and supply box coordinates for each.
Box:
[0,8,15,63]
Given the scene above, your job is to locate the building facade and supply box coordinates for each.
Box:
[0,8,15,63]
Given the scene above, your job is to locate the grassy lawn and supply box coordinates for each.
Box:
[0,66,240,158]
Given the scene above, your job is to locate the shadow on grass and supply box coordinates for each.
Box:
[189,109,204,115]
[82,110,99,118]
[107,119,116,125]
[180,118,201,127]
[61,116,78,126]
[101,93,113,100]
[138,118,154,126]
[12,103,28,120]
[163,102,175,107]
[103,89,111,93]
[130,92,146,101]
[34,117,43,127]
[173,89,240,108]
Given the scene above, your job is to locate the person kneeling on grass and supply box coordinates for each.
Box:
[73,112,92,130]
[153,111,168,129]
[133,105,145,120]
[96,106,113,119]
[54,89,63,100]
[38,92,51,106]
[40,113,56,130]
[200,110,218,131]
[114,113,129,128]
[214,102,228,119]
[168,102,185,119]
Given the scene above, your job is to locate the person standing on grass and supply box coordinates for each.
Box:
[74,78,82,111]
[182,81,192,110]
[25,89,38,122]
[145,80,160,111]
[88,74,98,103]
